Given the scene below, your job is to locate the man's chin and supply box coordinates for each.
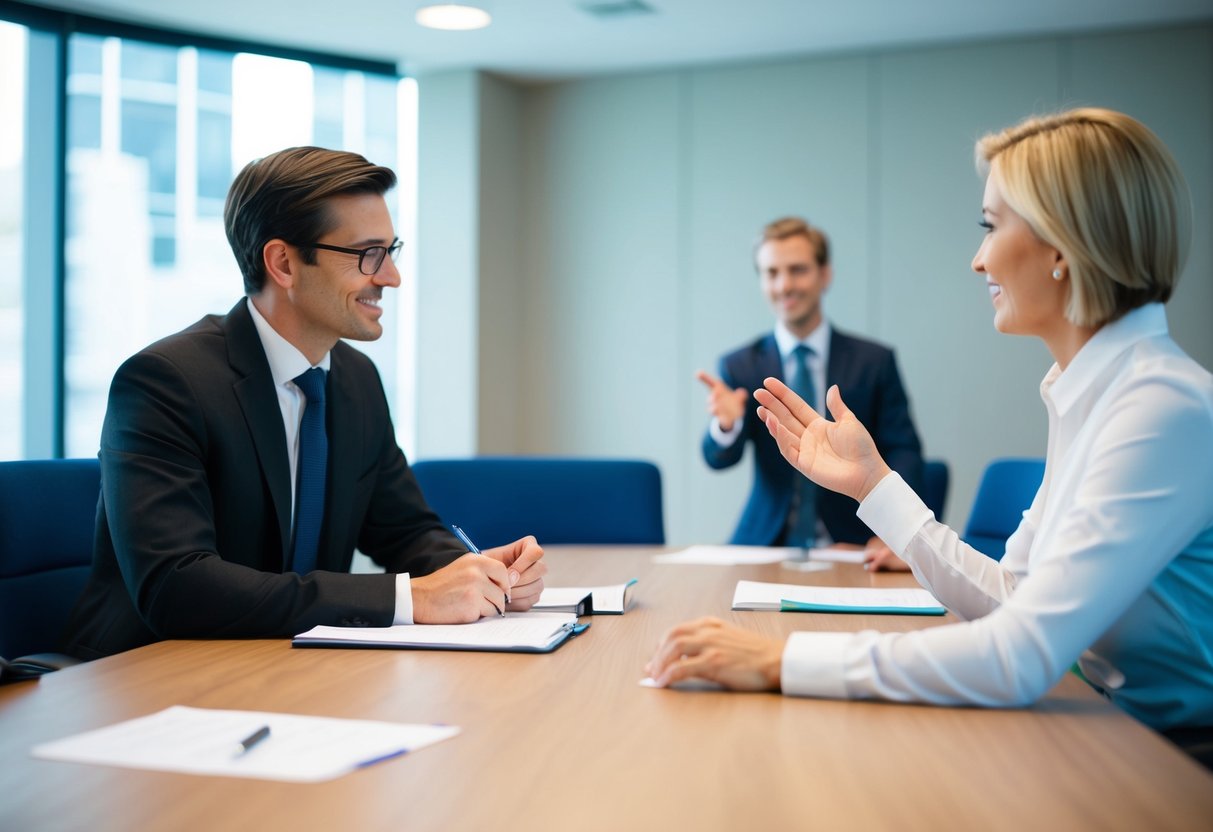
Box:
[779,311,814,330]
[342,324,384,342]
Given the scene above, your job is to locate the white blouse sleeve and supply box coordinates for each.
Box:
[781,374,1213,706]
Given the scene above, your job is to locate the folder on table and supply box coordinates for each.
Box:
[293,612,588,653]
[731,580,947,616]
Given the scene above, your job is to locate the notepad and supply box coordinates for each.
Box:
[731,580,947,615]
[292,611,586,653]
[533,580,638,615]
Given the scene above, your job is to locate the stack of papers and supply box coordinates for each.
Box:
[533,580,638,615]
[731,580,947,615]
[293,611,584,653]
[31,706,459,783]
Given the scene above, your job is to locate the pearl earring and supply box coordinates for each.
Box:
[1052,269,1063,280]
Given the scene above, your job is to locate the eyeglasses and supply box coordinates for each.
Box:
[303,238,403,275]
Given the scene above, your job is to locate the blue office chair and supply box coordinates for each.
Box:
[962,458,1046,560]
[922,459,950,522]
[410,456,665,548]
[0,459,99,677]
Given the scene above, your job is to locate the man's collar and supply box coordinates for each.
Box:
[246,298,331,386]
[775,319,831,359]
[1042,303,1169,415]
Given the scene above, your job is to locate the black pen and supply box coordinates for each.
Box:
[451,524,507,615]
[237,725,270,755]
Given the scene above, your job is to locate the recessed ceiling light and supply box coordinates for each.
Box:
[415,4,492,30]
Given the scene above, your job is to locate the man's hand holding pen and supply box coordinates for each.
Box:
[411,533,546,624]
[483,535,547,610]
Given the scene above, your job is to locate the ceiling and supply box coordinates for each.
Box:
[19,0,1213,81]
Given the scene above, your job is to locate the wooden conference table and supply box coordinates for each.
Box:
[2,547,1212,831]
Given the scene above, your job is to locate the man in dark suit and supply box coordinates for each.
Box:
[63,147,545,660]
[698,217,923,555]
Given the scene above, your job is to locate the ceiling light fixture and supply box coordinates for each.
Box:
[415,4,492,31]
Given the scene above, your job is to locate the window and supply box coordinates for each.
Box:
[1,7,416,461]
[0,21,25,460]
[58,33,414,457]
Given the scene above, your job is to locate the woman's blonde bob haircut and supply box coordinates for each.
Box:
[976,108,1191,328]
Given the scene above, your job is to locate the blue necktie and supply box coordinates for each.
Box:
[786,345,817,548]
[291,368,327,574]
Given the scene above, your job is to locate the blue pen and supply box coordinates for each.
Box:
[451,524,507,615]
[356,748,409,769]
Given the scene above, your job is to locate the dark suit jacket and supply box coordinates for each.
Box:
[702,328,924,546]
[63,300,463,659]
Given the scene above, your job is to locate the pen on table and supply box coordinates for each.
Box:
[451,524,507,615]
[237,725,270,756]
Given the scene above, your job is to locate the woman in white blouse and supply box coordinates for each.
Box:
[646,108,1213,733]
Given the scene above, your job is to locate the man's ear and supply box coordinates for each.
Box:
[821,263,834,291]
[263,239,295,289]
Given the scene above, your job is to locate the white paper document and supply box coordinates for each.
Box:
[652,545,797,565]
[653,545,866,566]
[31,705,460,783]
[732,580,947,615]
[799,546,867,564]
[534,580,638,614]
[638,677,725,691]
[293,611,580,652]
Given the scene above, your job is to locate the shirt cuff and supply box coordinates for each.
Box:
[709,417,743,447]
[393,573,414,625]
[855,472,932,555]
[781,631,854,698]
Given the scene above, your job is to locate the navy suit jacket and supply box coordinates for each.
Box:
[63,299,463,659]
[702,328,924,546]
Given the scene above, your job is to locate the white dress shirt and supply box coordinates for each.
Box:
[246,299,414,624]
[780,304,1213,730]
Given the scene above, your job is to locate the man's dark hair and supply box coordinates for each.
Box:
[224,146,397,294]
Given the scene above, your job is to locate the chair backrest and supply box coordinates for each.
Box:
[410,457,665,548]
[962,457,1046,560]
[0,459,99,658]
[922,459,950,522]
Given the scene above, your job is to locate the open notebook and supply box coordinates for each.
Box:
[293,612,587,653]
[532,580,638,615]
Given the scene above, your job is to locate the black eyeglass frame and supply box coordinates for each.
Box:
[302,239,403,275]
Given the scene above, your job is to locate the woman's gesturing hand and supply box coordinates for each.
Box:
[754,378,892,503]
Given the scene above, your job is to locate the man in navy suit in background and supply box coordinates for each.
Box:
[698,217,924,558]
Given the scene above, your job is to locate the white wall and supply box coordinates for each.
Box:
[416,23,1213,545]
